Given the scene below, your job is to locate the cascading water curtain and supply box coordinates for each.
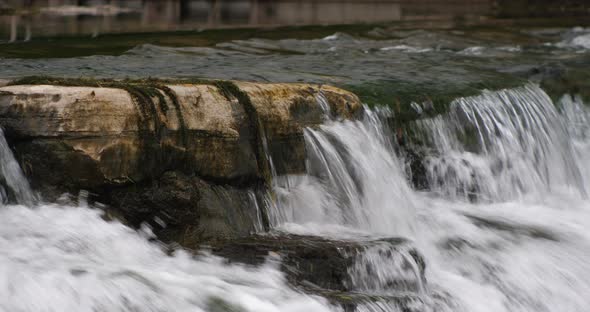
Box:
[0,128,35,206]
[413,84,586,202]
[270,107,416,237]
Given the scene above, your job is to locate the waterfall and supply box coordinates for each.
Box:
[411,87,590,312]
[0,128,35,206]
[269,107,415,238]
[560,94,590,192]
[265,85,590,312]
[412,84,586,201]
[347,242,426,295]
[2,83,590,312]
[0,127,335,312]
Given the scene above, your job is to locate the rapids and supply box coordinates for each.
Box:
[1,84,590,312]
[269,85,590,311]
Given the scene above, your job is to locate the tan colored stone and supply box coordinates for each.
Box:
[0,85,138,137]
[0,81,362,243]
[0,81,360,187]
[319,84,363,119]
[235,82,361,137]
[166,84,241,137]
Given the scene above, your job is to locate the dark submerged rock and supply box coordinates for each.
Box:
[209,234,427,311]
[209,234,425,292]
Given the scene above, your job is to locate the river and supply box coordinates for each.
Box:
[1,15,590,312]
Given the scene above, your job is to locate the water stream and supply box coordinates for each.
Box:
[1,82,590,311]
[0,127,35,205]
[268,85,590,311]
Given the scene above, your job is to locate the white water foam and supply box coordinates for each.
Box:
[555,28,590,50]
[269,108,415,238]
[0,203,335,312]
[268,85,590,312]
[2,84,590,312]
[409,88,590,312]
[414,84,585,201]
[0,127,334,312]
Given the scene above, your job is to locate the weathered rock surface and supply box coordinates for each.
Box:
[0,80,361,243]
[210,234,426,311]
[237,82,361,176]
[210,234,425,291]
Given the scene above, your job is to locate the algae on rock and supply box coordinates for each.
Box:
[0,77,361,245]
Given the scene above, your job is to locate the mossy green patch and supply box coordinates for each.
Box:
[213,80,273,184]
[211,80,273,230]
[540,68,590,105]
[8,75,217,87]
[345,74,525,124]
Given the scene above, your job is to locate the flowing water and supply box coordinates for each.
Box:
[266,85,590,311]
[414,84,586,201]
[1,81,590,312]
[1,82,590,311]
[0,203,336,312]
[0,128,35,205]
[1,23,590,312]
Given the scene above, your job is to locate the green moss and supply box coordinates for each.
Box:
[539,68,590,105]
[213,81,242,102]
[8,76,217,87]
[213,81,272,183]
[159,85,188,144]
[212,80,272,230]
[345,75,525,124]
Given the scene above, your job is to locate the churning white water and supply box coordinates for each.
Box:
[1,84,590,312]
[404,88,590,312]
[0,132,334,312]
[270,84,590,312]
[414,84,586,201]
[0,203,336,312]
[270,108,415,238]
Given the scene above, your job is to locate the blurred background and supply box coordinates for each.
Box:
[1,0,589,40]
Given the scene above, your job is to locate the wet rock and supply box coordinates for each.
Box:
[236,82,362,176]
[107,171,264,245]
[534,64,590,103]
[463,213,560,241]
[0,79,360,243]
[13,139,106,200]
[395,123,429,191]
[403,146,429,191]
[209,234,425,294]
[422,98,434,113]
[0,83,256,183]
[319,291,425,312]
